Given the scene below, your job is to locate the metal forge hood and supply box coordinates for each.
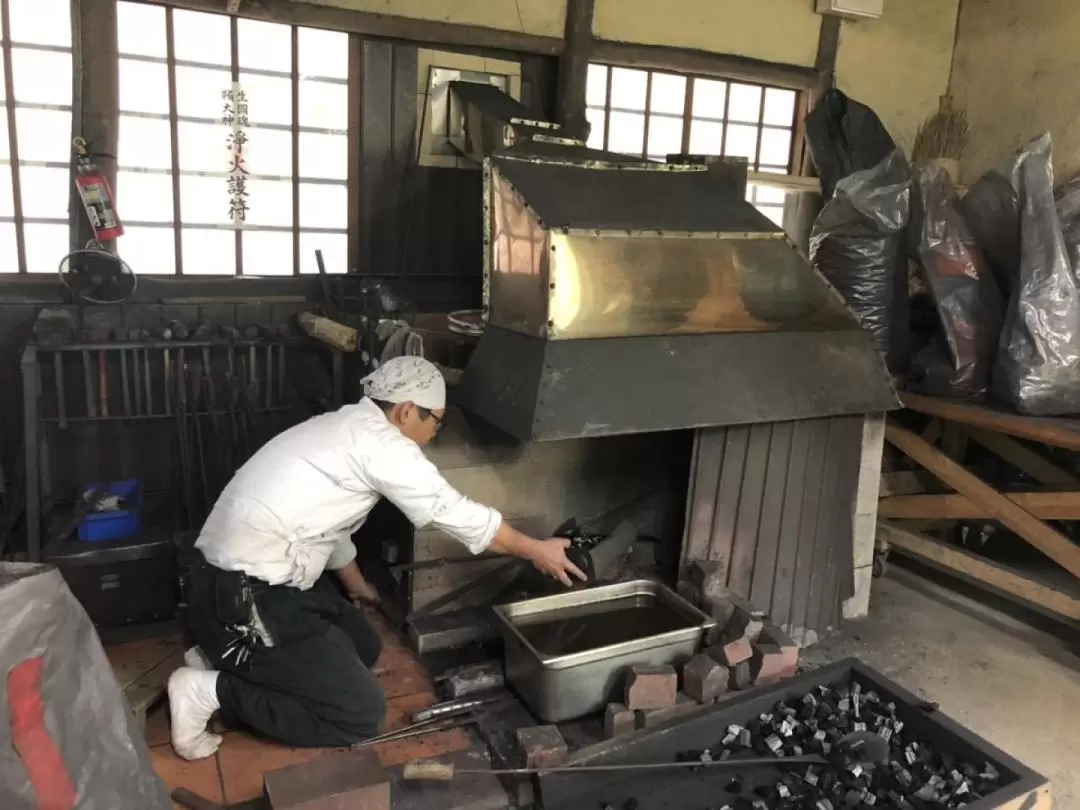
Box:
[449,85,897,441]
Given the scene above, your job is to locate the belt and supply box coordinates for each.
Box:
[195,555,274,595]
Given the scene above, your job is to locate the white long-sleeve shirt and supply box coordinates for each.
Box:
[196,397,502,589]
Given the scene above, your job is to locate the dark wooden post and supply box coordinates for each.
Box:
[555,0,595,140]
[71,0,120,252]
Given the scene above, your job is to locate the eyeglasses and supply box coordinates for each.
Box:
[418,407,444,433]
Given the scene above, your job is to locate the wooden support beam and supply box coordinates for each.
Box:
[136,0,563,56]
[962,426,1080,488]
[879,520,1080,623]
[72,0,120,252]
[813,14,842,98]
[880,491,1080,521]
[920,418,943,445]
[590,40,818,91]
[555,0,594,140]
[884,421,1080,580]
[902,392,1080,452]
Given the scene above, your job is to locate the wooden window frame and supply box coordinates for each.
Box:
[113,2,355,277]
[588,61,804,176]
[0,0,74,273]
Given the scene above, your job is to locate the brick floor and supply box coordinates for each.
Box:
[138,608,471,805]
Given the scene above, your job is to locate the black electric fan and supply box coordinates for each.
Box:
[58,246,137,304]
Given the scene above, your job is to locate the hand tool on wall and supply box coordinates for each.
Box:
[132,345,143,416]
[97,350,108,417]
[248,343,258,404]
[53,353,66,430]
[277,342,285,403]
[297,311,358,352]
[119,345,131,417]
[315,248,334,315]
[191,363,211,517]
[163,347,171,416]
[143,346,152,415]
[265,341,273,409]
[81,349,96,418]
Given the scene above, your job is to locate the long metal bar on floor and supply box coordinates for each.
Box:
[350,715,478,749]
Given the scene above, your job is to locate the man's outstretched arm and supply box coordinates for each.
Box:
[487,521,586,587]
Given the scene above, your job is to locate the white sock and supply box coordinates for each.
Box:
[168,667,223,761]
[183,646,212,671]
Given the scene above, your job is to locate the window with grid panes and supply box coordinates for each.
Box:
[586,64,798,227]
[0,0,74,273]
[116,2,349,275]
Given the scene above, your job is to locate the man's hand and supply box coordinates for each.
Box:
[346,578,382,607]
[334,560,382,606]
[527,538,588,587]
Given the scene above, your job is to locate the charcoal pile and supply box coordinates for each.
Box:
[672,679,1003,810]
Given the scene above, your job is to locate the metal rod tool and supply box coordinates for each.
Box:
[53,353,66,429]
[81,349,95,418]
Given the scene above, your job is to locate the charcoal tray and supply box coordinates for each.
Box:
[538,658,1048,810]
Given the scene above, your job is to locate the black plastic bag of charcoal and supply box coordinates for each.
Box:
[994,133,1080,415]
[959,162,1022,299]
[804,87,898,200]
[810,149,912,372]
[907,162,1004,399]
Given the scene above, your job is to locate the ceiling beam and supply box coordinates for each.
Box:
[134,0,563,56]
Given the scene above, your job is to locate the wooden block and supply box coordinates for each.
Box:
[603,703,635,739]
[624,665,677,710]
[264,749,389,810]
[515,724,567,769]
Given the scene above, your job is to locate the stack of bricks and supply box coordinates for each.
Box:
[681,559,801,701]
[601,563,802,739]
[603,664,698,738]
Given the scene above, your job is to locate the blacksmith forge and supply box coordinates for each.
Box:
[361,80,899,653]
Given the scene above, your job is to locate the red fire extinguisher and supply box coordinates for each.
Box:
[72,137,124,242]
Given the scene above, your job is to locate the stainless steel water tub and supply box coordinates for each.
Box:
[493,580,715,722]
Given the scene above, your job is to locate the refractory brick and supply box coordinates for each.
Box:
[603,703,636,739]
[516,724,567,769]
[624,664,677,710]
[682,654,729,704]
[635,693,698,729]
[706,634,753,667]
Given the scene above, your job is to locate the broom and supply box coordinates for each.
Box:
[912,96,970,181]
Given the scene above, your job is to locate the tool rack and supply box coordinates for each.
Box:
[21,337,346,561]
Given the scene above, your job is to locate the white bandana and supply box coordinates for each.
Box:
[361,356,446,411]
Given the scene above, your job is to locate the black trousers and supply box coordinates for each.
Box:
[186,560,387,747]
